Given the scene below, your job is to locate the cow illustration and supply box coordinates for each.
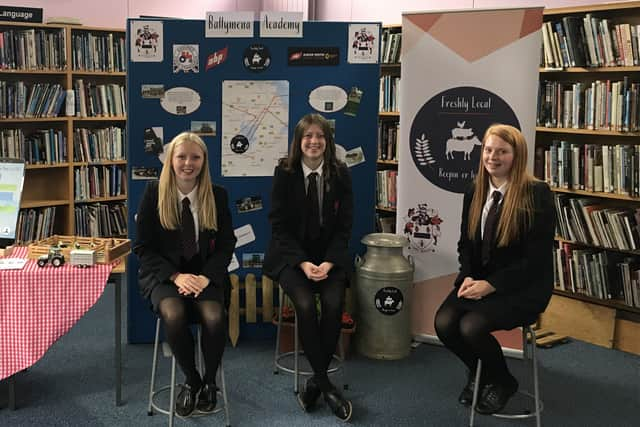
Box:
[445,122,482,160]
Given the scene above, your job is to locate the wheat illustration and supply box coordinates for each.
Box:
[415,133,435,166]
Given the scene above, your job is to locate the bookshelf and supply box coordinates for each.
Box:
[537,2,640,354]
[0,21,127,244]
[376,25,401,233]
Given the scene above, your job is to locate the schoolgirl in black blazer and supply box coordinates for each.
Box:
[263,113,354,421]
[435,124,556,415]
[134,132,236,417]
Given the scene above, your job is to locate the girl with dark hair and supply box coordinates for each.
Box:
[264,113,354,421]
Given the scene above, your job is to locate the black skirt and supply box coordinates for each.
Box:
[149,279,225,313]
[441,288,539,331]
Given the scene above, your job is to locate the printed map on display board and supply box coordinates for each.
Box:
[221,80,289,176]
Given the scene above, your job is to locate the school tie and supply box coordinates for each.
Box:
[181,197,197,260]
[481,191,502,266]
[306,172,321,241]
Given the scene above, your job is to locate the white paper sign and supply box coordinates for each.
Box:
[234,224,256,248]
[131,21,163,62]
[308,85,348,113]
[206,11,254,38]
[260,11,303,38]
[348,23,379,64]
[160,87,201,115]
[344,146,365,167]
[227,253,239,272]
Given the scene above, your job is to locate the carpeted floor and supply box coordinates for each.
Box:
[1,284,639,426]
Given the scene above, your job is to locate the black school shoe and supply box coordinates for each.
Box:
[296,376,322,412]
[458,372,476,406]
[175,383,200,417]
[196,383,218,413]
[475,377,518,415]
[323,387,353,422]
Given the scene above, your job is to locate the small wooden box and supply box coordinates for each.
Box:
[28,235,131,264]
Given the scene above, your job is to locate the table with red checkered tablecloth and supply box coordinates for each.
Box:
[0,247,116,401]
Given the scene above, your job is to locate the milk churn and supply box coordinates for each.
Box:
[354,233,414,359]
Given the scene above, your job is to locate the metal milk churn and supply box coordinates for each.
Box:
[354,233,414,359]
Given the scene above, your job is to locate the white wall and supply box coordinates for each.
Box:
[2,1,634,30]
[317,0,639,23]
[0,0,261,28]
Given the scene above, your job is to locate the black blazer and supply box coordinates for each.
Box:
[263,162,353,280]
[134,181,237,299]
[454,180,556,313]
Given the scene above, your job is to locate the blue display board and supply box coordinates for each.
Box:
[126,18,380,343]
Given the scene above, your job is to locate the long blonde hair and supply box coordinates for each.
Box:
[158,132,218,231]
[467,124,535,246]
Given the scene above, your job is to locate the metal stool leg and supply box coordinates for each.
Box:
[469,360,482,427]
[148,318,162,415]
[529,328,541,427]
[196,326,204,374]
[219,360,231,426]
[294,314,300,394]
[168,355,177,427]
[337,331,348,390]
[274,287,284,374]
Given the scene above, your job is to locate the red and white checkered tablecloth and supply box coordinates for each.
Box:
[0,247,114,380]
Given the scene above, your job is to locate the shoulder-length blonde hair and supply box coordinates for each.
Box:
[281,113,345,181]
[157,132,218,231]
[467,124,536,246]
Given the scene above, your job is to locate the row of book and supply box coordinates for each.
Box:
[541,142,640,197]
[0,28,66,70]
[379,75,400,113]
[553,243,640,308]
[74,202,127,237]
[554,193,640,251]
[376,169,397,209]
[74,79,126,118]
[377,121,399,161]
[0,80,66,119]
[74,165,126,201]
[542,15,640,68]
[380,28,401,64]
[73,126,125,162]
[537,79,640,132]
[0,128,67,164]
[15,206,56,245]
[71,32,126,73]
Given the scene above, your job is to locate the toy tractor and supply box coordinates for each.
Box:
[37,247,65,268]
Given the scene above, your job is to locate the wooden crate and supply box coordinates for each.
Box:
[27,235,131,264]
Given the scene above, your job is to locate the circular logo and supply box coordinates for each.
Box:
[230,135,249,153]
[374,287,404,316]
[243,44,271,72]
[409,86,519,194]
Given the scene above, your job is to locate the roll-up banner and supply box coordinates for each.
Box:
[397,8,543,352]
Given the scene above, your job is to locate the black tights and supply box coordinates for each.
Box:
[158,297,226,388]
[280,266,346,392]
[434,301,513,384]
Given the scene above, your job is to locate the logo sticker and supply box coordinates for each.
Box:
[288,47,339,66]
[206,47,228,71]
[173,44,199,73]
[374,287,404,315]
[243,44,271,72]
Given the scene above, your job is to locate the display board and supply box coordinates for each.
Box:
[126,16,380,343]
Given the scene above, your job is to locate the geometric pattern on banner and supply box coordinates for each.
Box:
[404,9,542,62]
